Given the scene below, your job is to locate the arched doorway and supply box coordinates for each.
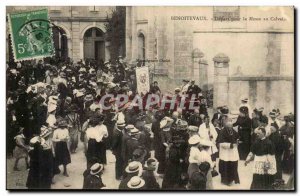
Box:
[52,26,68,60]
[83,27,105,61]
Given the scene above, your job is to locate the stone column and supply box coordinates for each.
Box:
[131,7,138,61]
[199,58,208,91]
[125,6,132,61]
[192,48,204,85]
[213,53,230,108]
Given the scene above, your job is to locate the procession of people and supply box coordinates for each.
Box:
[6,56,295,190]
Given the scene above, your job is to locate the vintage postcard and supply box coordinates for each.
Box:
[6,6,295,191]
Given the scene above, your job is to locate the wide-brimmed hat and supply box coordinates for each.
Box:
[188,135,201,145]
[269,111,276,118]
[40,127,52,138]
[174,88,181,92]
[241,98,248,103]
[117,119,126,127]
[130,128,140,135]
[272,109,281,117]
[60,72,66,78]
[127,176,145,189]
[160,117,173,129]
[84,94,94,102]
[79,67,87,72]
[257,107,264,112]
[125,124,135,130]
[176,119,188,130]
[76,91,85,98]
[188,125,198,132]
[125,161,142,174]
[90,163,104,175]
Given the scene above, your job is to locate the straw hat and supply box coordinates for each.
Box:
[40,128,52,138]
[130,128,140,135]
[160,117,173,129]
[90,163,104,175]
[127,176,145,189]
[117,119,126,127]
[188,125,199,132]
[125,161,142,174]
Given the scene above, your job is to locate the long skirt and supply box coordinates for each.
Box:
[219,160,240,185]
[54,141,71,166]
[250,174,275,190]
[69,127,79,153]
[86,139,107,166]
[39,149,54,189]
[26,165,40,189]
[13,146,28,159]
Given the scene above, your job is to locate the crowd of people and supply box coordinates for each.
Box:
[6,56,295,190]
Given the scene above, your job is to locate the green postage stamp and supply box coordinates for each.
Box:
[8,9,55,62]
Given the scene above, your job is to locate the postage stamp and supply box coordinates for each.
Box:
[8,9,55,62]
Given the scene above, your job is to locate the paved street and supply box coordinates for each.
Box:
[7,140,290,190]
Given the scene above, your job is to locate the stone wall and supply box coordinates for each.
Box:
[228,76,294,115]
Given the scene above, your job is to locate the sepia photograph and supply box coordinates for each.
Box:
[5,5,295,191]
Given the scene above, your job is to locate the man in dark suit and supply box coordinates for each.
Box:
[112,121,126,180]
[187,80,201,98]
[142,158,160,190]
[211,106,223,124]
[150,81,161,94]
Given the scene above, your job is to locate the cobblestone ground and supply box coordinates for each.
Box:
[7,139,291,190]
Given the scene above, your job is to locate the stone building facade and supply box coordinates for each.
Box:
[6,6,116,62]
[125,6,294,114]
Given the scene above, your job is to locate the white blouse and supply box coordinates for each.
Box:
[86,125,108,142]
[46,114,56,127]
[189,146,213,168]
[53,128,69,140]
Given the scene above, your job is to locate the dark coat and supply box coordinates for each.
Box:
[112,128,124,179]
[162,145,183,189]
[124,137,140,163]
[83,174,105,189]
[119,173,136,190]
[187,85,201,97]
[142,169,160,190]
[233,115,252,160]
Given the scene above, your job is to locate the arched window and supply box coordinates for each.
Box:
[138,33,145,61]
[83,27,105,61]
[52,26,68,60]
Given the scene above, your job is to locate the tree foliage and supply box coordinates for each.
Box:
[105,6,126,62]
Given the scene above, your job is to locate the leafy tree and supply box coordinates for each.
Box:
[105,6,126,63]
